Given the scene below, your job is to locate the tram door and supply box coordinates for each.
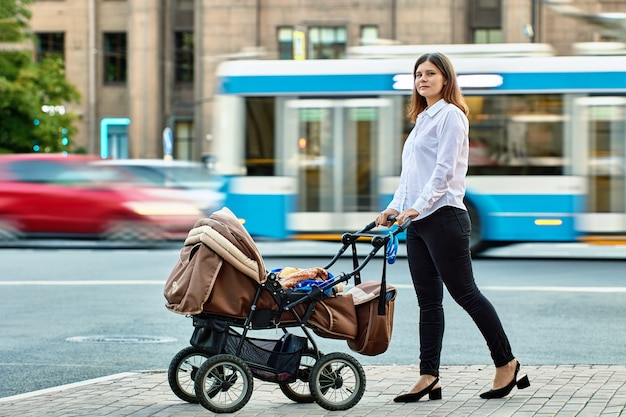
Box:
[573,97,626,234]
[280,98,396,233]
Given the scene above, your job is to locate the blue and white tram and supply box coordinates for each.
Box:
[210,54,626,252]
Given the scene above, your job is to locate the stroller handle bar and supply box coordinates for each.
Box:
[343,215,409,252]
[360,215,411,235]
[320,215,410,273]
[281,216,408,312]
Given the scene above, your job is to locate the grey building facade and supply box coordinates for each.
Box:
[27,0,625,160]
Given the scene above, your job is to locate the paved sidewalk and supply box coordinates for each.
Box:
[1,364,624,416]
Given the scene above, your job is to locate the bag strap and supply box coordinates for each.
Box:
[378,241,387,315]
[352,241,361,286]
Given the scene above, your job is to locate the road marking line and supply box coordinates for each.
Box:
[389,284,626,293]
[0,280,164,285]
[483,285,626,293]
[1,281,625,293]
[0,372,140,403]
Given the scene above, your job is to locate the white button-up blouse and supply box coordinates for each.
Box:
[386,98,469,220]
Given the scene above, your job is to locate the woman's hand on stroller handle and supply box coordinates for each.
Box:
[391,216,412,232]
[364,214,410,234]
[329,215,408,271]
[374,210,398,227]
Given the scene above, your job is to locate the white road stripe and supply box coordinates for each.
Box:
[482,285,626,293]
[388,284,626,293]
[0,280,164,285]
[0,372,139,403]
[0,281,625,293]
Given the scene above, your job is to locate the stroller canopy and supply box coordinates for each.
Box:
[164,207,267,315]
[185,207,266,284]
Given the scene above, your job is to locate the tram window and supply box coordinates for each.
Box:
[245,97,275,176]
[466,94,565,175]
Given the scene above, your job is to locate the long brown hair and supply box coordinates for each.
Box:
[406,52,469,123]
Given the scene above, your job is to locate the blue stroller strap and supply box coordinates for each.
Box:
[386,231,398,264]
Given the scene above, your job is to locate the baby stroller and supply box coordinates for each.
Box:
[164,207,408,413]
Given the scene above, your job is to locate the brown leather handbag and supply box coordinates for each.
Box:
[346,280,397,356]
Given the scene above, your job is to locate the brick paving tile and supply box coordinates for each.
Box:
[0,365,625,417]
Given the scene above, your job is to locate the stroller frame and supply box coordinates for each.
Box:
[167,217,409,413]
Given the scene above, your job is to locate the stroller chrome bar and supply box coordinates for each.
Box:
[322,216,411,271]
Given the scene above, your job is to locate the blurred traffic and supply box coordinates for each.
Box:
[0,154,223,242]
[93,158,224,216]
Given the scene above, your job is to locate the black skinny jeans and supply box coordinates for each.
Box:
[406,206,514,377]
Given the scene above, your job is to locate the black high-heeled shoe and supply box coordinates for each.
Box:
[480,361,530,399]
[393,377,442,403]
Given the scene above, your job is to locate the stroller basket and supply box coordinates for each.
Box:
[189,316,229,354]
[190,317,306,383]
[224,329,307,383]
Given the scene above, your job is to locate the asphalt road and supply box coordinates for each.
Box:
[0,245,625,398]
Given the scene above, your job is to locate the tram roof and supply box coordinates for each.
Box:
[216,55,626,76]
[215,55,626,95]
[345,43,556,59]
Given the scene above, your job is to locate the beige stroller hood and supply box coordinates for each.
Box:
[164,207,268,316]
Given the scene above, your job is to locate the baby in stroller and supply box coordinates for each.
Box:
[164,207,407,413]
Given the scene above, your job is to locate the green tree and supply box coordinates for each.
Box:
[0,0,81,154]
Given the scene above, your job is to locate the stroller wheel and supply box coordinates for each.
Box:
[279,348,321,403]
[309,352,366,411]
[167,346,212,403]
[194,353,254,413]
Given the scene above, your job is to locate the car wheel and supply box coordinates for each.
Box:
[104,220,155,242]
[466,200,489,256]
[0,218,20,241]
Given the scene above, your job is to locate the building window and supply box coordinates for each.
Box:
[35,32,64,62]
[175,31,194,83]
[468,0,501,44]
[473,29,502,43]
[103,32,127,84]
[360,26,378,45]
[309,26,346,59]
[175,121,194,160]
[277,26,294,60]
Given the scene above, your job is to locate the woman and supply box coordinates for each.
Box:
[375,52,529,402]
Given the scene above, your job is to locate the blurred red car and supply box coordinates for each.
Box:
[0,153,204,242]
